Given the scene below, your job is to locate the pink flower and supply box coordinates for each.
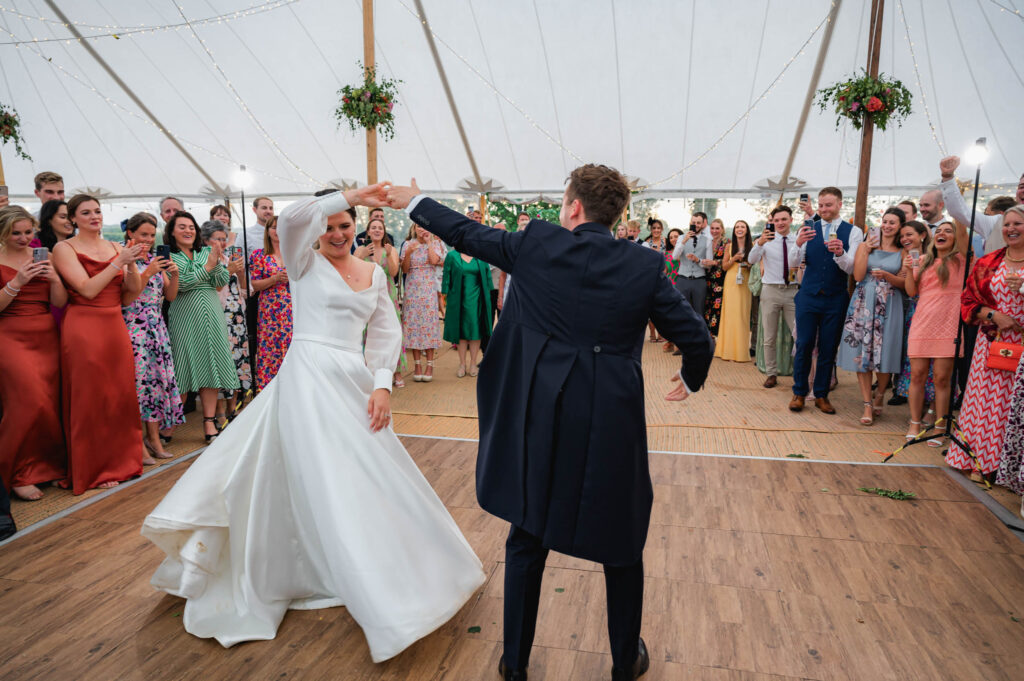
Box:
[850,101,861,112]
[386,102,394,112]
[362,91,371,101]
[866,96,884,113]
[885,88,892,95]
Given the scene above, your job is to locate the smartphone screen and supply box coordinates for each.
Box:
[800,193,808,202]
[32,247,48,263]
[0,185,8,197]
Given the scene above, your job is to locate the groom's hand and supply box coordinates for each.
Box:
[387,178,421,210]
[345,182,392,208]
[665,374,690,402]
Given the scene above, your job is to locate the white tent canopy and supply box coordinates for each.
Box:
[1,0,1021,201]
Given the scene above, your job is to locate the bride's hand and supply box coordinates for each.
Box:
[367,388,392,432]
[345,182,392,208]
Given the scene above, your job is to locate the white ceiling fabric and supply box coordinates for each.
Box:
[0,0,1021,200]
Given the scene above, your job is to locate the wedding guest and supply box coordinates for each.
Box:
[122,213,184,461]
[355,217,406,387]
[35,199,74,250]
[897,200,918,223]
[642,218,667,253]
[159,196,183,225]
[52,194,146,493]
[893,221,936,415]
[703,218,727,336]
[245,196,274,259]
[201,221,250,427]
[33,172,65,215]
[997,355,1024,516]
[662,229,684,354]
[615,223,627,239]
[625,219,640,241]
[940,156,1023,254]
[948,206,1024,477]
[838,208,907,425]
[791,187,862,414]
[355,206,394,247]
[672,212,713,323]
[0,206,68,501]
[209,204,232,227]
[748,207,801,387]
[441,247,493,377]
[401,225,444,382]
[164,210,239,442]
[904,221,962,443]
[714,220,753,362]
[250,216,293,391]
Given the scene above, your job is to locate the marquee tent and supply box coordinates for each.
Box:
[0,0,1021,202]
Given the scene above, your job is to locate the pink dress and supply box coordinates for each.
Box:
[946,262,1024,473]
[907,258,964,358]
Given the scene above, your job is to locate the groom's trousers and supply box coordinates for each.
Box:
[503,525,643,671]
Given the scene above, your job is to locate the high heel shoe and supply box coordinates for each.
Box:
[905,420,922,441]
[412,360,424,382]
[202,417,219,443]
[422,360,434,383]
[860,401,874,426]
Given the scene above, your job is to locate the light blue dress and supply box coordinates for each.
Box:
[837,249,904,374]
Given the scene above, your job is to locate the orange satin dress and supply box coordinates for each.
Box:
[0,265,67,490]
[61,253,143,494]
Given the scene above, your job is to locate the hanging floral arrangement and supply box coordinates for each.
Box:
[815,70,912,132]
[333,64,401,141]
[0,103,31,161]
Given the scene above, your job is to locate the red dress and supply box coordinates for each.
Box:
[62,252,144,494]
[0,265,67,490]
[250,249,293,390]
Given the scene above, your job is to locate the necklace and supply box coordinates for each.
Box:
[1005,253,1024,263]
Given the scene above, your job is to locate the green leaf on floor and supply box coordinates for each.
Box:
[554,588,565,593]
[858,487,916,500]
[467,626,481,634]
[786,453,808,459]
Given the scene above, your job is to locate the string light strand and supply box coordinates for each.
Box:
[985,0,1024,21]
[895,0,946,155]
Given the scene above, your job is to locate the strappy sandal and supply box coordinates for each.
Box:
[422,360,434,382]
[412,360,424,382]
[860,401,874,426]
[922,408,936,430]
[872,392,885,417]
[456,364,466,378]
[202,417,219,443]
[905,420,922,441]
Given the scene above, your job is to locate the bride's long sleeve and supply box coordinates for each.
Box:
[364,269,403,392]
[278,192,352,279]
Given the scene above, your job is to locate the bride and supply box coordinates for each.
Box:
[141,184,485,662]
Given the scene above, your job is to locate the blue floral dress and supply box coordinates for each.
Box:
[122,257,186,429]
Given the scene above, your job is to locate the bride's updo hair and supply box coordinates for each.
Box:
[314,188,357,221]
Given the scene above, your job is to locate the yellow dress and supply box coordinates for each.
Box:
[714,243,752,362]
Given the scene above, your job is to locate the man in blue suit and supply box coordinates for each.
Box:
[791,186,862,414]
[388,165,714,681]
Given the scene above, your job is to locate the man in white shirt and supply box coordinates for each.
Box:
[939,156,1023,254]
[34,171,65,217]
[748,205,801,388]
[671,211,714,323]
[245,196,274,259]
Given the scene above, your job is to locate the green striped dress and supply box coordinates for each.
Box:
[167,247,240,393]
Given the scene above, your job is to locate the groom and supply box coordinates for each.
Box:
[388,165,714,681]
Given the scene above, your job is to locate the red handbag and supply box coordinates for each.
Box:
[987,334,1023,372]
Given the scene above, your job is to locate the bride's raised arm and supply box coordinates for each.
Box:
[364,268,403,392]
[278,192,353,280]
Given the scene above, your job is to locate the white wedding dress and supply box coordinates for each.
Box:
[141,193,485,662]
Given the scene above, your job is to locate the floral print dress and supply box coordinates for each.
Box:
[997,356,1024,495]
[400,240,443,350]
[122,258,185,429]
[704,239,726,336]
[219,267,252,400]
[250,249,293,391]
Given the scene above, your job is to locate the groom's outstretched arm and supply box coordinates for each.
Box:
[390,183,523,273]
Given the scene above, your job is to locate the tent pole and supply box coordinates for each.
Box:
[43,0,225,195]
[0,149,5,186]
[363,0,378,186]
[777,0,843,206]
[412,0,483,186]
[853,0,885,230]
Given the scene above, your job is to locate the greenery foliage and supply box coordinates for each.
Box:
[488,200,560,230]
[334,64,401,141]
[0,103,30,161]
[816,70,912,132]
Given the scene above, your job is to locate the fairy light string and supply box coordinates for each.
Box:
[895,0,946,155]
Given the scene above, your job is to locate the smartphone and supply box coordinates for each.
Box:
[0,185,8,197]
[800,193,809,202]
[229,246,243,259]
[766,224,776,233]
[156,244,171,260]
[32,247,48,263]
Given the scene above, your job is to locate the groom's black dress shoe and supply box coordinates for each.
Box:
[498,656,527,680]
[611,637,650,681]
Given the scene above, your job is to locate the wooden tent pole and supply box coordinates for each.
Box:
[854,0,885,229]
[0,149,6,186]
[363,0,378,186]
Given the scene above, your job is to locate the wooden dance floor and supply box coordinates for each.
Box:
[2,436,1023,681]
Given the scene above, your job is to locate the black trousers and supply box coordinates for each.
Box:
[503,525,643,671]
[481,289,500,352]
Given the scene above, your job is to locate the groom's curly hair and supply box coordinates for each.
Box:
[565,164,630,227]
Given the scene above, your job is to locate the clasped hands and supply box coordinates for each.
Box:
[344,179,423,211]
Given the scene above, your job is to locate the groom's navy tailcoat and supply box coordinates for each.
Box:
[410,198,714,565]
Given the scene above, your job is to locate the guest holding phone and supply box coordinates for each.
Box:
[122,212,184,462]
[355,217,407,386]
[703,218,727,336]
[714,220,754,361]
[52,195,146,493]
[165,210,239,442]
[0,206,68,501]
[250,215,293,390]
[34,199,73,325]
[837,208,908,425]
[401,225,444,382]
[202,222,251,428]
